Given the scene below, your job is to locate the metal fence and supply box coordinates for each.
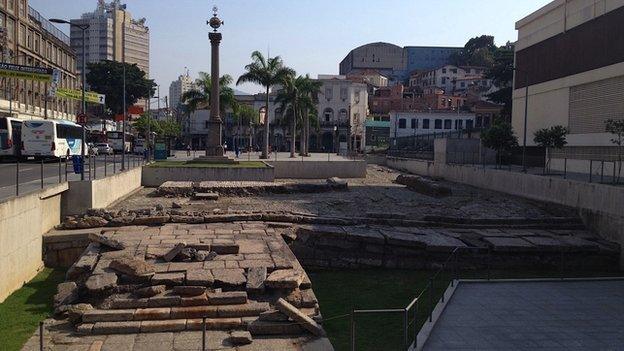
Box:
[2,153,149,202]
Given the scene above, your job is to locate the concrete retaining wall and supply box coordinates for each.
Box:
[63,166,143,215]
[0,184,67,302]
[141,165,275,187]
[268,160,367,179]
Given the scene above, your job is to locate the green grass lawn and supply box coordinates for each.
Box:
[148,160,268,168]
[0,268,65,351]
[309,268,622,351]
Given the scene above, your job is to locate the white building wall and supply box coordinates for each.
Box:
[390,111,475,138]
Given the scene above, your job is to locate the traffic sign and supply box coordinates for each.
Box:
[77,113,87,125]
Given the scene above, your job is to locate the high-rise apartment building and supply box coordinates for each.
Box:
[70,0,149,78]
[169,71,196,110]
[0,0,78,120]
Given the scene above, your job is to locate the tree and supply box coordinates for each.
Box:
[605,119,624,182]
[450,35,497,67]
[181,72,237,117]
[232,104,259,151]
[485,43,514,119]
[275,74,320,157]
[86,60,156,115]
[237,51,295,158]
[481,120,518,168]
[533,125,568,174]
[133,113,161,137]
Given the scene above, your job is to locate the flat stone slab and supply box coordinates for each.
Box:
[85,273,118,294]
[193,192,219,200]
[186,269,214,286]
[265,269,303,289]
[151,272,185,286]
[246,267,267,293]
[207,291,248,305]
[482,236,536,252]
[109,258,155,277]
[275,298,325,336]
[212,268,247,289]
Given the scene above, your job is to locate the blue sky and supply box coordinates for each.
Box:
[30,0,551,97]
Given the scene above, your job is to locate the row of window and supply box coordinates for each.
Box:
[397,118,473,130]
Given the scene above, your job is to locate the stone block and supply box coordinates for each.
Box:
[180,293,209,306]
[207,291,247,305]
[258,310,289,322]
[212,268,246,289]
[245,267,267,293]
[170,305,218,319]
[248,320,303,335]
[344,226,386,244]
[193,192,219,200]
[163,243,186,262]
[88,233,125,250]
[228,330,252,345]
[54,281,78,307]
[110,298,149,309]
[186,269,214,286]
[265,269,303,289]
[151,272,185,286]
[133,307,171,321]
[173,285,206,297]
[395,174,451,197]
[211,243,239,254]
[275,298,324,336]
[185,317,244,331]
[76,323,94,335]
[135,285,167,298]
[132,215,171,226]
[85,273,118,295]
[483,236,536,252]
[217,302,270,317]
[83,309,135,323]
[109,258,155,277]
[140,319,186,333]
[148,295,181,308]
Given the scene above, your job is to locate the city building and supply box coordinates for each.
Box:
[389,111,475,139]
[409,64,492,95]
[315,75,368,152]
[369,84,426,116]
[0,0,78,120]
[339,42,462,84]
[70,0,150,77]
[365,119,390,150]
[169,71,196,110]
[512,0,624,169]
[346,68,389,88]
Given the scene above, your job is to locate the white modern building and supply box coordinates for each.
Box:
[169,71,196,110]
[389,111,475,138]
[70,0,150,77]
[512,0,624,170]
[315,75,368,152]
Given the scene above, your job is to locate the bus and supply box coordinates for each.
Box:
[21,119,84,158]
[106,131,133,153]
[0,115,23,160]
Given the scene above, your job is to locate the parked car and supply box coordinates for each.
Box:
[94,143,114,155]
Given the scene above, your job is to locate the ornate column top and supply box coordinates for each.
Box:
[208,6,223,32]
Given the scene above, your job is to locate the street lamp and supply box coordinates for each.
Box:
[50,18,89,181]
[512,67,530,173]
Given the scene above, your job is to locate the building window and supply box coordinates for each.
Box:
[7,0,14,12]
[324,88,332,101]
[354,90,360,104]
[411,118,417,129]
[323,108,334,122]
[422,119,430,129]
[204,121,209,129]
[398,118,406,129]
[18,0,25,17]
[340,87,347,100]
[455,120,463,129]
[475,115,483,128]
[441,77,446,84]
[466,120,474,129]
[460,82,465,88]
[444,119,452,129]
[434,119,442,129]
[484,115,491,128]
[339,109,347,120]
[442,68,447,73]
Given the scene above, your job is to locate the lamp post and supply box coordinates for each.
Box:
[50,18,89,181]
[512,67,530,173]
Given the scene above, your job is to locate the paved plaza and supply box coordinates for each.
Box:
[423,280,624,350]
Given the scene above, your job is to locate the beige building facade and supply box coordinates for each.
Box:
[70,0,149,77]
[512,0,624,168]
[0,0,78,120]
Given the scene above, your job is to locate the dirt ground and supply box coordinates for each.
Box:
[111,164,576,220]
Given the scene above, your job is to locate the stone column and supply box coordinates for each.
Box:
[205,32,224,157]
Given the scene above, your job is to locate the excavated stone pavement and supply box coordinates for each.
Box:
[111,165,577,220]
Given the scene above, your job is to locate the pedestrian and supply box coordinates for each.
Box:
[186,144,191,157]
[235,143,240,158]
[223,142,228,155]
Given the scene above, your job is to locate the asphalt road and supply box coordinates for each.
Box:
[0,154,146,201]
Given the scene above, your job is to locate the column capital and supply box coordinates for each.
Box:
[209,32,222,44]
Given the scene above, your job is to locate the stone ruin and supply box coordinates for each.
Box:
[52,223,328,348]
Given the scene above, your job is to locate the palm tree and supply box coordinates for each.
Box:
[276,74,320,157]
[182,72,237,117]
[296,75,322,155]
[237,51,295,159]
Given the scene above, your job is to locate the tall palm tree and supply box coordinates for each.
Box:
[182,72,237,117]
[276,74,319,157]
[296,75,322,155]
[237,51,295,159]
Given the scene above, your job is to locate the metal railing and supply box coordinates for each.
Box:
[2,152,150,202]
[350,247,463,351]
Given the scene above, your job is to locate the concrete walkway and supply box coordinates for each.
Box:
[423,280,624,350]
